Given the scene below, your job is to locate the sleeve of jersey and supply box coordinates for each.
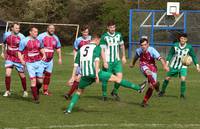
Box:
[73,39,79,51]
[119,33,124,45]
[74,50,80,66]
[152,48,161,60]
[2,33,7,44]
[166,46,175,61]
[19,39,26,52]
[99,35,107,49]
[40,40,44,48]
[19,34,25,40]
[37,34,44,44]
[55,36,61,49]
[94,46,101,61]
[189,46,198,65]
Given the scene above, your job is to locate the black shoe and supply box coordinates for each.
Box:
[64,94,71,100]
[111,90,120,101]
[102,96,108,101]
[180,94,186,99]
[158,91,165,97]
[138,81,147,93]
[155,82,160,92]
[140,101,148,107]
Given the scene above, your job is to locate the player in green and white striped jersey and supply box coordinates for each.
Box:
[100,20,126,101]
[159,33,200,98]
[64,33,146,114]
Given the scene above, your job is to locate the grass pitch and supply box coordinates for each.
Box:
[0,47,200,129]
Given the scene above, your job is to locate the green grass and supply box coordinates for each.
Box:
[0,46,200,129]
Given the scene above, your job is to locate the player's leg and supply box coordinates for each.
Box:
[3,67,12,97]
[99,70,146,92]
[36,61,45,95]
[43,60,53,95]
[15,62,28,97]
[141,69,158,107]
[180,68,187,98]
[101,65,111,100]
[65,75,80,99]
[159,68,178,96]
[65,76,94,114]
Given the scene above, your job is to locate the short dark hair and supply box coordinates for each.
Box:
[91,33,100,39]
[139,38,148,44]
[80,25,89,32]
[107,20,115,27]
[29,26,38,31]
[10,22,20,28]
[179,33,187,38]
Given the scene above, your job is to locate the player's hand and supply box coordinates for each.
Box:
[21,60,26,66]
[196,64,200,72]
[164,65,169,72]
[1,53,5,59]
[58,58,62,65]
[95,74,99,83]
[103,62,108,69]
[122,56,127,65]
[42,54,46,61]
[68,77,75,86]
[129,63,134,68]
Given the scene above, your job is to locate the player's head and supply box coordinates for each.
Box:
[107,20,116,34]
[10,22,20,34]
[91,33,100,45]
[81,25,89,38]
[29,26,38,39]
[47,24,55,35]
[140,38,149,52]
[179,33,188,45]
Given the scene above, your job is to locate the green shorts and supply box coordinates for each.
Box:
[166,67,187,77]
[78,70,112,89]
[102,60,123,74]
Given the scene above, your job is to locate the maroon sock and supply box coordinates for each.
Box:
[67,81,79,96]
[143,88,153,103]
[31,87,38,100]
[43,72,51,91]
[20,77,27,91]
[36,82,42,95]
[5,76,11,91]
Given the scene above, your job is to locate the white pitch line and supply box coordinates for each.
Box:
[20,123,200,129]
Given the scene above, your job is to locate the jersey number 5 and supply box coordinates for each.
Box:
[83,46,90,57]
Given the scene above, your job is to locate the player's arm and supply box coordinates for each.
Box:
[166,46,175,65]
[100,36,108,69]
[153,48,169,71]
[56,48,62,64]
[94,46,101,83]
[120,44,126,64]
[18,39,26,65]
[188,46,200,72]
[39,42,46,60]
[1,33,7,59]
[130,54,139,68]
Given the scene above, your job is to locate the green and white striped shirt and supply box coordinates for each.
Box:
[75,43,101,77]
[167,42,198,69]
[100,32,124,62]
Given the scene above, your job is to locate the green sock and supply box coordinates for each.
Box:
[113,83,120,94]
[119,79,140,91]
[180,81,186,96]
[161,80,169,93]
[102,82,107,97]
[67,93,80,112]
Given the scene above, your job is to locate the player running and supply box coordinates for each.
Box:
[100,20,126,101]
[64,25,91,99]
[130,38,169,107]
[37,24,62,96]
[64,33,146,114]
[18,27,46,104]
[158,33,200,98]
[1,22,28,97]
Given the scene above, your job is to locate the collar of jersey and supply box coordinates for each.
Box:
[179,43,187,49]
[107,32,115,37]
